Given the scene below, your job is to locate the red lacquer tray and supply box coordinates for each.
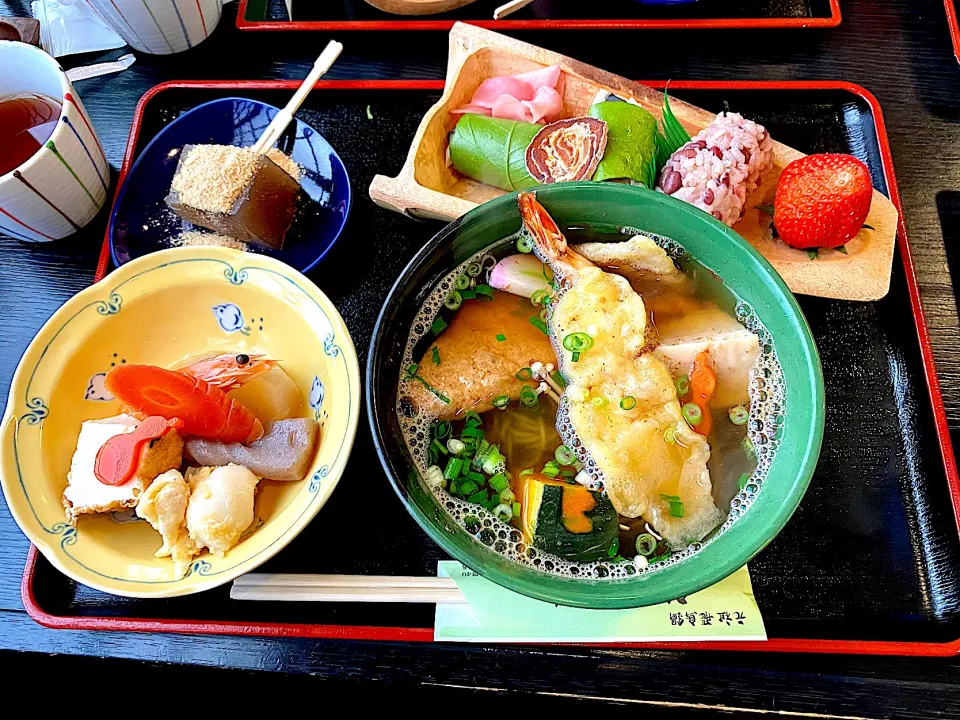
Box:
[24,80,960,657]
[236,0,842,31]
[945,0,960,62]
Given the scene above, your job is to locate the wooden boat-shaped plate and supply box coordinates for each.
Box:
[369,23,899,302]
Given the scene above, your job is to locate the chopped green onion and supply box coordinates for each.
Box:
[460,289,476,300]
[542,460,560,478]
[455,274,470,290]
[530,289,551,306]
[489,474,509,492]
[519,384,539,407]
[660,493,680,501]
[649,551,671,565]
[520,468,535,477]
[675,374,690,396]
[742,436,756,459]
[620,396,637,411]
[493,503,513,522]
[466,471,484,483]
[424,465,444,488]
[515,367,533,381]
[559,469,576,477]
[468,489,488,504]
[729,405,749,425]
[738,472,751,491]
[571,351,581,363]
[682,402,702,426]
[431,438,448,456]
[517,235,534,253]
[482,450,505,476]
[555,445,577,465]
[492,395,509,410]
[499,487,516,504]
[635,533,657,556]
[591,395,608,408]
[539,307,549,323]
[663,426,677,444]
[562,332,594,353]
[512,501,521,518]
[475,284,494,300]
[431,346,441,365]
[607,538,620,558]
[461,426,484,439]
[460,480,478,495]
[406,363,419,377]
[444,457,463,480]
[466,262,483,277]
[449,481,459,494]
[529,315,549,334]
[480,498,497,512]
[447,438,465,455]
[433,420,451,439]
[551,370,567,390]
[464,411,482,428]
[431,316,447,335]
[460,460,473,478]
[669,500,685,518]
[444,291,462,310]
[495,333,506,342]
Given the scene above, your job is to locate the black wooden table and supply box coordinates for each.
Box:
[3,0,960,714]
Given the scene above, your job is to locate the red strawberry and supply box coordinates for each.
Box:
[773,154,872,249]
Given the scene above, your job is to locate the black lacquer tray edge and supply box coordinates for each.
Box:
[24,78,960,657]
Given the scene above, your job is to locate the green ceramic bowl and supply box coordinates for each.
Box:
[368,182,824,609]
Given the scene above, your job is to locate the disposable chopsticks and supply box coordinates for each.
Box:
[230,573,468,604]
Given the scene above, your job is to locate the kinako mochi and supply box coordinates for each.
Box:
[165,144,301,250]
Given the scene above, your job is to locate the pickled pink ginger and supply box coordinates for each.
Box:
[452,65,564,124]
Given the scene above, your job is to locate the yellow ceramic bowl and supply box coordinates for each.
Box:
[0,247,361,597]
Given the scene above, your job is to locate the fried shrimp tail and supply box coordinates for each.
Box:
[517,191,594,275]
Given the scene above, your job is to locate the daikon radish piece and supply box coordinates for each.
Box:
[228,367,303,424]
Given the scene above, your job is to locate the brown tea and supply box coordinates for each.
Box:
[0,92,61,175]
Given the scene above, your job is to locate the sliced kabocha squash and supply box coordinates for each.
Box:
[521,475,618,562]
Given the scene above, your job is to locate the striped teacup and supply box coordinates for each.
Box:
[0,42,110,242]
[87,0,222,55]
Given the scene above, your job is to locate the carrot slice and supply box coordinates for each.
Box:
[105,365,264,444]
[689,350,717,437]
[95,415,182,486]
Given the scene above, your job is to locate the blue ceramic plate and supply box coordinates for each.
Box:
[109,97,351,274]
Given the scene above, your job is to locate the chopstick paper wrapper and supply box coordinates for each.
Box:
[434,561,766,643]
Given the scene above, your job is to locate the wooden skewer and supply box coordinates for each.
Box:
[230,573,468,604]
[251,40,343,155]
[493,0,537,19]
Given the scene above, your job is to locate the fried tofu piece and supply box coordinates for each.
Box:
[408,290,554,419]
[62,415,183,524]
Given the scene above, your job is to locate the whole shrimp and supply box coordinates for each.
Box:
[180,353,277,392]
[517,191,723,548]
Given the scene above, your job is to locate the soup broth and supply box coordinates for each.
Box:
[397,225,784,579]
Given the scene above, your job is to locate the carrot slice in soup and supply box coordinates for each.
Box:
[689,350,717,437]
[105,365,264,444]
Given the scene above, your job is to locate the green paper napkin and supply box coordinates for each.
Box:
[435,561,765,643]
